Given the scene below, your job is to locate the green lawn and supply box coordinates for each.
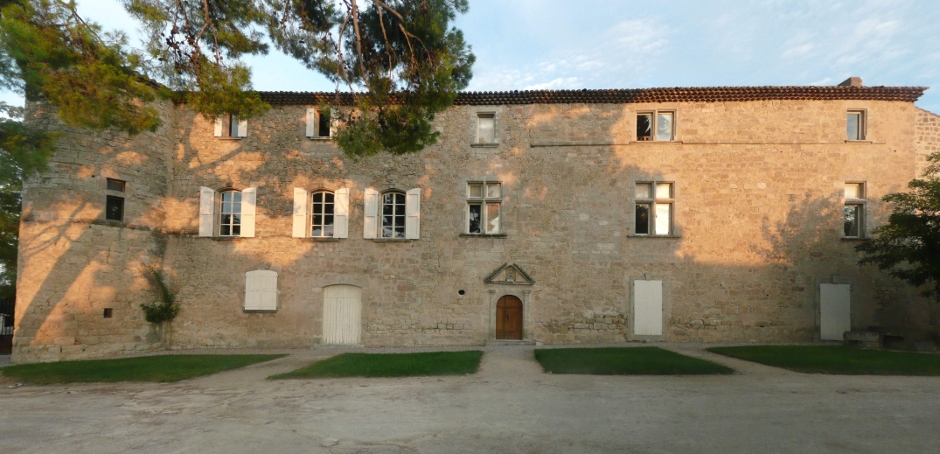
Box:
[708,345,940,375]
[270,350,484,379]
[0,354,286,384]
[534,347,735,375]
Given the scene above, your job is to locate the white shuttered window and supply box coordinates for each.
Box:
[197,186,257,237]
[245,270,278,311]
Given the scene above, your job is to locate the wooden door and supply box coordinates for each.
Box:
[820,284,851,341]
[634,280,663,336]
[496,295,523,340]
[323,285,362,345]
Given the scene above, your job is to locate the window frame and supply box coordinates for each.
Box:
[380,190,407,239]
[846,110,866,141]
[473,112,497,146]
[636,110,676,142]
[633,181,675,236]
[309,190,336,238]
[307,107,333,140]
[466,181,502,235]
[217,189,243,237]
[104,178,126,222]
[843,182,866,239]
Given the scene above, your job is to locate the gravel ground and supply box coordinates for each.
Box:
[2,344,939,453]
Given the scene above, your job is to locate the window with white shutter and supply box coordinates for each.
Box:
[334,188,349,238]
[405,188,421,239]
[363,188,378,239]
[240,187,257,237]
[198,186,215,237]
[213,114,247,138]
[306,107,332,139]
[198,186,257,238]
[292,188,308,238]
[245,270,277,311]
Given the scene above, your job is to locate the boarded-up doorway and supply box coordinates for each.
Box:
[820,283,851,341]
[323,285,362,345]
[496,295,523,339]
[634,280,663,336]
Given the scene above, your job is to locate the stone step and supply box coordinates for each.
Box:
[485,339,535,347]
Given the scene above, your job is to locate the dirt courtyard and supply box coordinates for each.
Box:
[2,344,939,453]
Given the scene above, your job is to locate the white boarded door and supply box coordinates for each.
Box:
[323,285,362,345]
[820,283,851,341]
[634,280,663,336]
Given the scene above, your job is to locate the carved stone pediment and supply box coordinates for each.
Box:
[484,263,534,286]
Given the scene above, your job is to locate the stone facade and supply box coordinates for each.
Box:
[12,84,940,363]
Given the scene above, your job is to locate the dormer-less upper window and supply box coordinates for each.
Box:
[637,111,674,141]
[213,114,248,138]
[847,111,865,140]
[306,107,333,139]
[475,113,496,145]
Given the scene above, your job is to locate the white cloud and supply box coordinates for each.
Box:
[524,77,581,90]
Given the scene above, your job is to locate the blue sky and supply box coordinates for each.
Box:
[2,0,938,112]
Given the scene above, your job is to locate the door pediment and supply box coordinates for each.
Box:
[484,263,534,285]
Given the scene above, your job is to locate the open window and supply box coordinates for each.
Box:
[363,188,421,240]
[213,114,248,138]
[292,188,349,238]
[846,111,866,141]
[634,182,674,236]
[198,186,257,237]
[306,107,333,139]
[636,111,674,141]
[105,178,125,222]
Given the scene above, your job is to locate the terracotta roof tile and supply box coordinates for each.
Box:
[257,86,927,106]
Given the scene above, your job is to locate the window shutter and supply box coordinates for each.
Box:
[363,188,378,239]
[198,186,215,237]
[292,188,308,238]
[244,271,262,310]
[213,118,223,137]
[237,119,248,138]
[405,188,421,239]
[334,188,349,238]
[245,270,277,311]
[260,271,278,311]
[306,107,316,137]
[241,187,257,237]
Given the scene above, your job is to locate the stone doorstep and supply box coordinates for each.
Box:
[485,339,535,347]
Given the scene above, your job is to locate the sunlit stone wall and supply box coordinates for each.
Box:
[13,95,940,363]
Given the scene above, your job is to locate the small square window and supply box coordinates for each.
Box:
[847,111,865,140]
[103,308,113,318]
[106,179,125,192]
[106,195,124,221]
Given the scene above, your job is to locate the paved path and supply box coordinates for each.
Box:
[2,345,940,453]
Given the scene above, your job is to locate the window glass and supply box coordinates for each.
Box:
[635,183,651,199]
[844,183,862,199]
[228,114,239,137]
[655,183,672,199]
[635,204,651,234]
[105,195,123,221]
[106,179,125,192]
[477,115,495,143]
[486,204,500,234]
[382,192,406,238]
[468,204,482,234]
[311,191,335,237]
[656,112,674,141]
[220,190,242,236]
[469,183,483,198]
[847,113,861,140]
[655,203,671,235]
[637,114,652,141]
[844,205,860,237]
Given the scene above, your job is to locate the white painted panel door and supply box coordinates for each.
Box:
[820,283,851,341]
[634,280,663,336]
[323,285,362,345]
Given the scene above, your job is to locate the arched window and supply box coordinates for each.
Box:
[381,191,406,238]
[219,190,242,236]
[311,191,335,237]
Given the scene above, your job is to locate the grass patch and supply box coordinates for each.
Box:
[0,354,286,384]
[708,345,940,375]
[271,350,484,379]
[534,347,734,375]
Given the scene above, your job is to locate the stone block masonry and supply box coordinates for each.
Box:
[12,85,939,363]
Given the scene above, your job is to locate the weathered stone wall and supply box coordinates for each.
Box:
[13,95,938,362]
[13,101,176,362]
